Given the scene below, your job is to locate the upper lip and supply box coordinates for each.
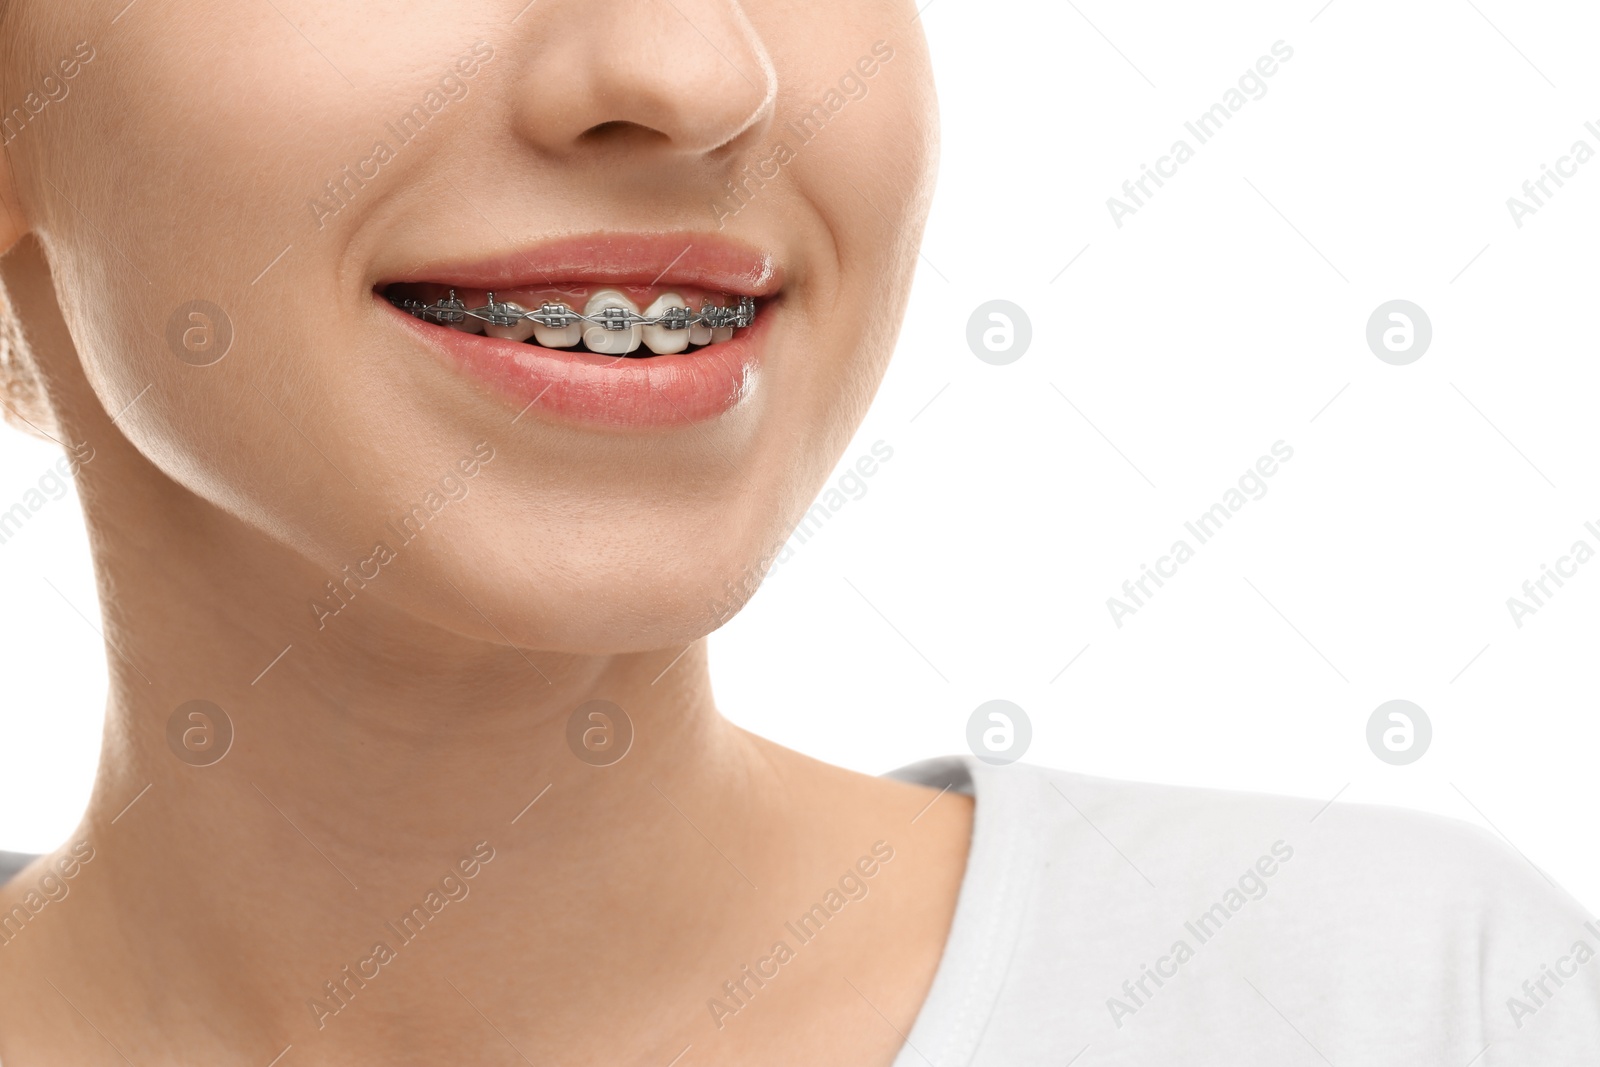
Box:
[376,232,784,297]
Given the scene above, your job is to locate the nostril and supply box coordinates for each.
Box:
[578,120,659,143]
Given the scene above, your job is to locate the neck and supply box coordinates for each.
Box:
[47,432,812,1059]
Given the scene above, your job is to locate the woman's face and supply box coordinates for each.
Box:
[0,0,936,652]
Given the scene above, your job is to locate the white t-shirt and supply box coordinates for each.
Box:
[886,756,1600,1066]
[4,763,1595,1063]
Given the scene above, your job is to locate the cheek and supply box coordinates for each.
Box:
[42,9,490,284]
[27,12,498,556]
[781,31,937,335]
[786,37,935,232]
[717,25,934,562]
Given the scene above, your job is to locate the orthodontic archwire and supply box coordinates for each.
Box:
[389,290,758,336]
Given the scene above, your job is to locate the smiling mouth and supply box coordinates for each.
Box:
[382,283,760,358]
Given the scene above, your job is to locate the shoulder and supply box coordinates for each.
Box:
[1026,762,1551,906]
[0,850,35,887]
[892,757,1600,1063]
[896,755,1550,899]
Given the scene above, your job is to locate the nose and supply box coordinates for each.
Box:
[510,0,777,158]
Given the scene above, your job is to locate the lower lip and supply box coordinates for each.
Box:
[384,297,771,429]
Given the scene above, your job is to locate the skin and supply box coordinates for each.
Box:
[0,0,971,1064]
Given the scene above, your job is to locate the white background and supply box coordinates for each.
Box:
[4,0,1600,912]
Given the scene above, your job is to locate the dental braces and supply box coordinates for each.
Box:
[390,290,758,333]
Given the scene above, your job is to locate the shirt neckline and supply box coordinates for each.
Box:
[883,755,1044,1067]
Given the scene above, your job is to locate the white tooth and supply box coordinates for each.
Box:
[484,302,538,343]
[533,315,582,349]
[711,325,734,344]
[688,310,713,346]
[641,293,690,355]
[582,290,642,356]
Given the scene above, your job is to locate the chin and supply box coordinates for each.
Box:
[328,524,771,656]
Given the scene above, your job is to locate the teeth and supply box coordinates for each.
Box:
[690,303,733,346]
[689,314,713,347]
[397,288,751,353]
[582,290,642,356]
[484,301,538,343]
[533,317,582,349]
[641,293,690,355]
